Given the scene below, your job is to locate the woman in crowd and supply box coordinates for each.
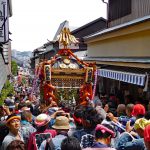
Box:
[27,113,57,150]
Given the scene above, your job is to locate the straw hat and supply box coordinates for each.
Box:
[52,116,70,130]
[34,114,51,127]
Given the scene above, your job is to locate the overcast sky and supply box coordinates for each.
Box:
[9,0,107,51]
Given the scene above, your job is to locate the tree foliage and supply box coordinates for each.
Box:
[0,80,14,105]
[11,60,18,76]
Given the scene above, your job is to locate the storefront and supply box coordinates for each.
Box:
[97,68,149,104]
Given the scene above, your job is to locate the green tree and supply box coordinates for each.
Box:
[11,60,18,75]
[0,80,14,105]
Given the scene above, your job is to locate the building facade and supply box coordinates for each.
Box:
[0,0,12,92]
[83,0,150,103]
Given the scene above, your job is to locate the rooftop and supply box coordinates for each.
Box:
[84,15,150,40]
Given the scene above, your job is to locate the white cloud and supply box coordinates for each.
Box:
[9,0,106,51]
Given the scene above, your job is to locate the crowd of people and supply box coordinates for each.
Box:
[0,78,150,150]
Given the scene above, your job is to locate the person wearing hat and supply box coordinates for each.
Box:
[134,118,150,138]
[27,113,57,150]
[131,104,146,119]
[50,116,70,149]
[116,118,149,150]
[1,114,24,150]
[40,116,70,150]
[125,118,150,139]
[91,124,115,149]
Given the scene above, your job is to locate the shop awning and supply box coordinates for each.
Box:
[97,69,146,86]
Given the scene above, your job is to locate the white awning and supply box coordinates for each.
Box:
[98,69,146,86]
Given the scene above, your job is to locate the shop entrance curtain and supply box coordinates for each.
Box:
[98,69,146,86]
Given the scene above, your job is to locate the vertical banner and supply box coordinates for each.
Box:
[31,65,41,97]
[92,69,98,100]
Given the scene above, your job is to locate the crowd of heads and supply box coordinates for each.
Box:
[0,78,150,150]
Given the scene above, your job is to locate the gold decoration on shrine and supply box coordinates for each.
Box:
[57,27,79,48]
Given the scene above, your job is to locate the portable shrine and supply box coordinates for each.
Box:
[36,28,97,107]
